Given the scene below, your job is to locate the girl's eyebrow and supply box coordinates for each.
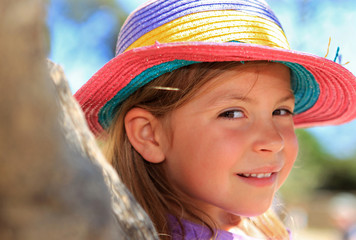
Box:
[207,92,250,106]
[207,92,295,106]
[277,93,295,103]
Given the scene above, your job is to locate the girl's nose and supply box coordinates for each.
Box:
[252,122,284,153]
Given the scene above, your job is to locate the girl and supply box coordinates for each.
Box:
[75,0,356,239]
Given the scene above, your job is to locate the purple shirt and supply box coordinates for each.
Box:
[169,217,263,240]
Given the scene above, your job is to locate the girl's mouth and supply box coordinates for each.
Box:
[236,172,278,187]
[237,173,273,178]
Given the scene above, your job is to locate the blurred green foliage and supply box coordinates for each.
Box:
[59,0,127,23]
[280,129,356,202]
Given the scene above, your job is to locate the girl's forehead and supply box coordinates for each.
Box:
[195,63,292,100]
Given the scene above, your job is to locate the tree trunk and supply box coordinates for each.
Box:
[0,0,158,239]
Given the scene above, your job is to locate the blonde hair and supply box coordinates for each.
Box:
[103,61,290,239]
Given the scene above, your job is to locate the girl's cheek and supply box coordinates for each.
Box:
[287,128,299,162]
[277,128,298,188]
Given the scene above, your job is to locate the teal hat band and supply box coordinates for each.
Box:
[99,60,198,129]
[99,61,320,128]
[279,61,320,113]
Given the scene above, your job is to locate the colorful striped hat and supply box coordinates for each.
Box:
[75,0,356,136]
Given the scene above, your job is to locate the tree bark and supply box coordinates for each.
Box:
[0,0,158,239]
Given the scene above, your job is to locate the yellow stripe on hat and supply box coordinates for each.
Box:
[125,10,290,52]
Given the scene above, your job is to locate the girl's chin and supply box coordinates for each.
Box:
[230,203,273,217]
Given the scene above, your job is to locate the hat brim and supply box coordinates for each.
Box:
[75,41,356,136]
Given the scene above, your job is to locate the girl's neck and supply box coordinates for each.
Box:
[177,205,242,231]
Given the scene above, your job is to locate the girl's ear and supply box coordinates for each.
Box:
[124,108,166,163]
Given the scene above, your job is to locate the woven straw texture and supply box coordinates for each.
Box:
[75,0,356,136]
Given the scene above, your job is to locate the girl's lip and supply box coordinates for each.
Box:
[236,172,278,187]
[243,165,283,174]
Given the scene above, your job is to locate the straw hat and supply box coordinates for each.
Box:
[75,0,356,136]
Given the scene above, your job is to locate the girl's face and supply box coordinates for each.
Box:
[160,63,298,229]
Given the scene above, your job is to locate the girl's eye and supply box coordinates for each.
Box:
[218,110,244,119]
[273,109,293,116]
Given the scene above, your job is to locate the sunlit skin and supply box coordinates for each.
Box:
[159,63,299,231]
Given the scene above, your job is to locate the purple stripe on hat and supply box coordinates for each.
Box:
[116,0,282,55]
[116,0,281,54]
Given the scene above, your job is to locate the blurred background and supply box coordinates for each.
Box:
[46,0,356,239]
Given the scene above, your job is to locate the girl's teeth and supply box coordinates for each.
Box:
[240,173,272,178]
[257,173,272,178]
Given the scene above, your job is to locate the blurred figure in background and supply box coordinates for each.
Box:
[330,193,356,240]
